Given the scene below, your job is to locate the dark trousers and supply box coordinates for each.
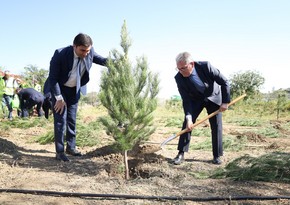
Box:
[2,94,13,118]
[178,99,223,158]
[52,86,80,153]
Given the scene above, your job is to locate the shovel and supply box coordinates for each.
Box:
[160,93,247,148]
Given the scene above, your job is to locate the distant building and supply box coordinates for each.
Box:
[170,95,181,101]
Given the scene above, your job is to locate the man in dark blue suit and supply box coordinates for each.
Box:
[16,87,44,118]
[47,33,108,161]
[173,52,230,165]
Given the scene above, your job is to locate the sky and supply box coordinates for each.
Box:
[1,0,289,99]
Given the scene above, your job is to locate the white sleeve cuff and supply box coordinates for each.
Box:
[55,95,63,101]
[186,115,192,122]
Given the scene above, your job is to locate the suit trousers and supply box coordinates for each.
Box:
[52,86,80,153]
[178,99,223,158]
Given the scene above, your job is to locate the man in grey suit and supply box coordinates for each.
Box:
[48,33,108,161]
[173,52,230,165]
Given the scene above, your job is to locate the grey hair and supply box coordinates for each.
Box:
[175,52,193,64]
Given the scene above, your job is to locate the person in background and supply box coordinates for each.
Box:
[0,72,5,99]
[1,70,18,120]
[16,87,44,118]
[14,78,26,117]
[173,52,230,165]
[47,33,108,162]
[34,80,42,92]
[0,73,5,117]
[11,91,21,117]
[16,78,27,89]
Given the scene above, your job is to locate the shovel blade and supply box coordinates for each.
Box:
[160,134,177,148]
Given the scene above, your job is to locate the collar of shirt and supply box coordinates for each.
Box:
[73,50,78,58]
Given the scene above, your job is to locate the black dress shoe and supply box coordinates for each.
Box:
[172,153,184,165]
[56,152,70,162]
[213,157,222,165]
[66,148,82,156]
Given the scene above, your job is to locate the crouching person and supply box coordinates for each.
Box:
[16,87,44,117]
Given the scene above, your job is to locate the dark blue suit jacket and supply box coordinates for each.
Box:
[17,88,44,108]
[48,45,107,97]
[175,61,230,116]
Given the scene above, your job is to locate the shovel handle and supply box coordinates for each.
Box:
[175,93,247,137]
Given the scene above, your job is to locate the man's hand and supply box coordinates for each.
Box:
[187,120,193,131]
[219,103,228,112]
[185,115,193,131]
[54,99,66,114]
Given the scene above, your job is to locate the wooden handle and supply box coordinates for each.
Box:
[175,93,247,137]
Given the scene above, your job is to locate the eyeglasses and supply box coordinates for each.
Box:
[176,64,190,71]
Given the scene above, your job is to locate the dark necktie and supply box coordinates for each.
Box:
[76,58,82,94]
[189,69,205,94]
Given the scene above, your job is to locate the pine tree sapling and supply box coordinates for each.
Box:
[99,21,160,153]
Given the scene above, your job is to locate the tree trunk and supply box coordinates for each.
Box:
[124,150,129,180]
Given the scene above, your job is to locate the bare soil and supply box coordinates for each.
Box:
[1,116,290,205]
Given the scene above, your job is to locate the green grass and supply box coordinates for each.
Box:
[35,119,103,147]
[163,118,183,128]
[36,131,54,144]
[281,121,290,131]
[1,117,50,129]
[257,126,280,138]
[191,127,211,137]
[211,152,290,183]
[223,135,247,151]
[188,171,211,179]
[226,118,263,127]
[0,123,11,132]
[190,137,212,150]
[190,134,247,151]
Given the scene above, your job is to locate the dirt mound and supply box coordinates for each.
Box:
[231,131,267,143]
[85,143,166,179]
[270,120,290,136]
[0,137,21,159]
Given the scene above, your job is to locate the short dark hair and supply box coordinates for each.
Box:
[73,33,93,47]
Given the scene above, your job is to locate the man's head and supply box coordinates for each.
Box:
[176,52,194,77]
[4,70,11,79]
[73,33,93,59]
